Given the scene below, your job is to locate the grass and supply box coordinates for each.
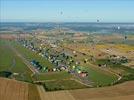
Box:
[10,41,54,69]
[10,41,73,81]
[43,80,88,91]
[83,66,117,86]
[95,59,134,84]
[0,40,33,82]
[34,71,72,81]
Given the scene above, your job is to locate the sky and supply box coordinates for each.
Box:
[0,0,134,22]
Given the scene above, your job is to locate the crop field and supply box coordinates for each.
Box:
[64,43,107,60]
[37,85,76,100]
[0,77,40,100]
[0,77,134,100]
[96,44,134,68]
[69,81,134,100]
[64,43,134,60]
[96,44,134,58]
[36,81,134,100]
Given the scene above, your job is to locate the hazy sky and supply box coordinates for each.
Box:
[0,0,134,22]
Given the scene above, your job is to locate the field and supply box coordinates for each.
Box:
[10,39,120,86]
[0,33,134,100]
[36,80,134,100]
[14,38,118,87]
[10,41,54,69]
[70,81,134,100]
[0,39,88,90]
[34,71,72,81]
[63,43,118,86]
[1,77,134,100]
[97,44,134,68]
[64,42,134,85]
[0,40,33,82]
[44,79,88,91]
[0,77,40,100]
[83,66,117,86]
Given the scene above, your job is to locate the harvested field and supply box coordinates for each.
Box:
[0,77,40,100]
[70,81,134,100]
[96,44,134,59]
[0,34,17,40]
[35,81,134,100]
[85,95,134,100]
[37,85,75,100]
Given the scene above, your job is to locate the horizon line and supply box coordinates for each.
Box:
[1,21,134,23]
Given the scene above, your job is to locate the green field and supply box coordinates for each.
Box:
[94,59,134,84]
[83,66,117,86]
[10,41,54,69]
[10,41,74,80]
[44,80,88,91]
[34,71,72,81]
[0,40,33,82]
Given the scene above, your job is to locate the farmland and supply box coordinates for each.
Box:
[0,33,134,90]
[0,77,134,100]
[0,32,134,100]
[69,81,134,100]
[63,42,134,85]
[1,0,134,98]
[0,77,40,100]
